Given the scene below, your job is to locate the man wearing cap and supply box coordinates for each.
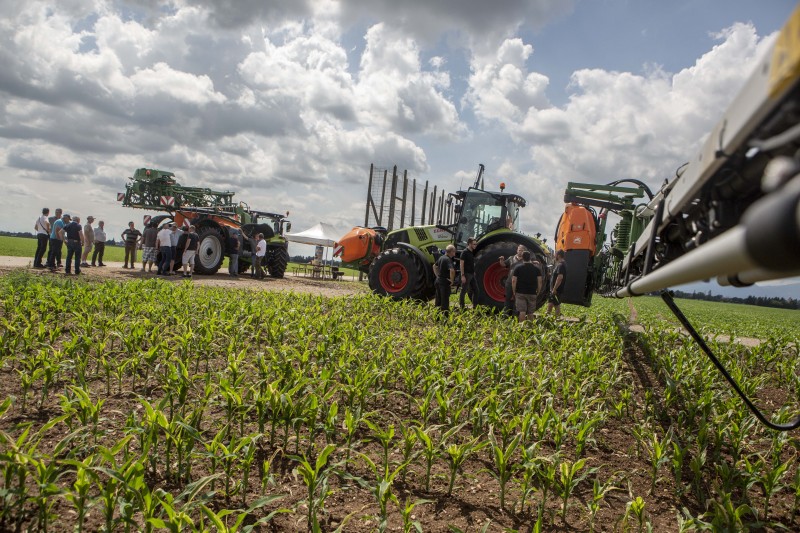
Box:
[47,212,69,271]
[91,220,107,266]
[80,216,95,267]
[63,215,85,275]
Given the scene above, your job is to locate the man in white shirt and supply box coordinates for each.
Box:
[254,233,267,279]
[91,221,107,266]
[33,207,51,268]
[156,223,173,275]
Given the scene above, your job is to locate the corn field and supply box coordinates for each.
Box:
[1,271,799,531]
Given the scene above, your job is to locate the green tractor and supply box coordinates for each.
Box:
[336,165,550,311]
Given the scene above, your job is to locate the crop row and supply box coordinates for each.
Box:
[0,271,798,531]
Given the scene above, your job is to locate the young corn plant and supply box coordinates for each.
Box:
[486,429,520,511]
[346,452,414,532]
[647,429,672,494]
[290,443,338,533]
[758,456,791,520]
[555,457,592,523]
[397,497,433,533]
[586,474,619,533]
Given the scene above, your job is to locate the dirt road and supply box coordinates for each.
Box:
[0,256,368,298]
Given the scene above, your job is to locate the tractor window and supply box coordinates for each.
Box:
[455,190,524,246]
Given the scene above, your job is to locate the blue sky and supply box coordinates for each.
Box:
[0,0,797,298]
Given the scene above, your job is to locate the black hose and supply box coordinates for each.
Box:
[660,290,800,431]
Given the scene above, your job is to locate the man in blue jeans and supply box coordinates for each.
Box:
[62,215,84,275]
[156,223,173,275]
[47,212,68,271]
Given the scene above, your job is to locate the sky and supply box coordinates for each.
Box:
[0,0,798,298]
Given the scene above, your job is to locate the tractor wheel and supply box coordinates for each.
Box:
[266,246,289,278]
[369,248,427,300]
[474,241,549,312]
[195,226,225,275]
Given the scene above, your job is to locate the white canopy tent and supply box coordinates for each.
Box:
[284,222,340,247]
[285,222,341,271]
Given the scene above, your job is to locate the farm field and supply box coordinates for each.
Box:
[1,271,799,532]
[0,236,363,278]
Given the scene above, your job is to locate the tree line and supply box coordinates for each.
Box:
[673,289,799,310]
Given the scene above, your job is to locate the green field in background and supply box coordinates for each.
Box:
[0,235,362,277]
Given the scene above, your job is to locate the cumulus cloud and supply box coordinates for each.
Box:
[339,0,575,47]
[477,22,777,235]
[0,0,784,264]
[465,38,552,129]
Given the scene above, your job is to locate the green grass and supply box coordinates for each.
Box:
[568,295,800,340]
[0,235,363,277]
[0,235,128,262]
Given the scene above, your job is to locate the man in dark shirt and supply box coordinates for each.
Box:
[433,245,456,316]
[512,251,543,322]
[459,237,478,309]
[181,225,200,277]
[62,215,84,275]
[121,221,142,268]
[498,244,526,317]
[547,250,567,317]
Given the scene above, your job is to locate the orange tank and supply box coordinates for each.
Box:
[334,227,382,265]
[555,204,597,255]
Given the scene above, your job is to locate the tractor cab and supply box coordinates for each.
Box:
[453,188,527,248]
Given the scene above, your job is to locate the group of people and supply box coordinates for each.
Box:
[34,208,107,275]
[119,220,200,278]
[433,240,567,321]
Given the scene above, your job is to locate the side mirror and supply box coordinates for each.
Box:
[285,222,292,233]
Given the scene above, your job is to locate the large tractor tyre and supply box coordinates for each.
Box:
[474,241,549,312]
[195,226,226,275]
[368,248,428,300]
[266,246,289,278]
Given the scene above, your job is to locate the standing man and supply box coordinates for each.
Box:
[253,233,266,279]
[33,207,50,268]
[459,237,478,309]
[80,216,95,268]
[141,222,159,272]
[91,220,107,266]
[228,231,240,277]
[48,208,63,268]
[47,212,68,271]
[433,245,457,316]
[547,250,567,317]
[168,224,180,274]
[63,215,84,275]
[512,251,543,322]
[156,223,173,275]
[498,244,527,317]
[121,221,142,269]
[181,225,199,278]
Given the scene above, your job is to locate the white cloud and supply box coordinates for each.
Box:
[465,38,552,128]
[131,63,226,105]
[460,23,777,238]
